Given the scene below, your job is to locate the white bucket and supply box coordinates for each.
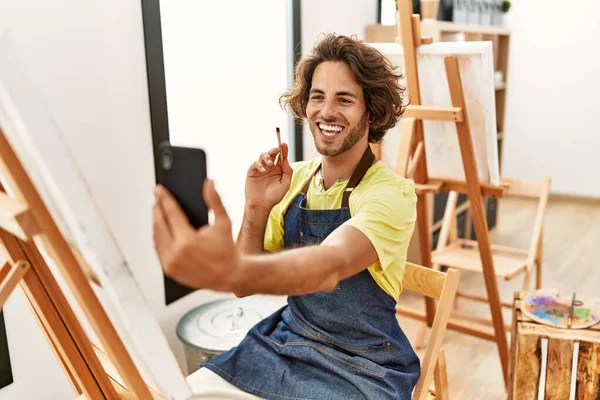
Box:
[177,297,283,374]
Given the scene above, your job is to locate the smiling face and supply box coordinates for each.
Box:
[306,61,369,157]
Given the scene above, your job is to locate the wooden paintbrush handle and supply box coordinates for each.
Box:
[568,292,576,329]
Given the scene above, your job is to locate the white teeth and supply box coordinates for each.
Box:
[318,123,343,133]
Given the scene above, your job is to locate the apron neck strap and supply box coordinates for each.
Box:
[300,145,376,208]
[341,145,375,208]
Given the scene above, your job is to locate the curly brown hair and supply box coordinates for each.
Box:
[279,33,406,143]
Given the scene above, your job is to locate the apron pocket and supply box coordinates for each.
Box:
[312,343,388,378]
[264,336,387,379]
[290,311,389,353]
[314,332,390,354]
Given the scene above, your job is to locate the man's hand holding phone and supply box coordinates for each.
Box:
[153,179,240,292]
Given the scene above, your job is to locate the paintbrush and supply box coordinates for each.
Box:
[275,127,281,164]
[568,292,576,329]
[276,127,281,147]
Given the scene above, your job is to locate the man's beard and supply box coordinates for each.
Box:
[310,113,369,157]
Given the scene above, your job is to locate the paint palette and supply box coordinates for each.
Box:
[521,290,600,329]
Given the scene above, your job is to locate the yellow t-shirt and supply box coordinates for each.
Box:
[263,157,417,301]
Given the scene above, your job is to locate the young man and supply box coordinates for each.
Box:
[153,34,419,399]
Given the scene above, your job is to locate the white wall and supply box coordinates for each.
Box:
[0,1,289,399]
[501,1,600,197]
[160,0,293,235]
[300,0,379,160]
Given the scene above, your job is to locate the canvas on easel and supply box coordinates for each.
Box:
[0,33,194,399]
[370,41,499,186]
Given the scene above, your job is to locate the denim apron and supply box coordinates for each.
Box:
[204,147,420,399]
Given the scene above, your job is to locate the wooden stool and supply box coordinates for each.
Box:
[509,291,600,399]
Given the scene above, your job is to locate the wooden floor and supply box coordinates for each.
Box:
[397,196,600,399]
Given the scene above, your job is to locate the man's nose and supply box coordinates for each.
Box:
[320,99,337,119]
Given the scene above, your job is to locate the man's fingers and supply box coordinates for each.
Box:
[152,201,174,262]
[203,179,231,229]
[259,152,273,169]
[281,143,289,161]
[282,153,293,174]
[251,160,267,173]
[249,148,283,172]
[155,185,194,238]
[276,143,289,167]
[267,147,281,157]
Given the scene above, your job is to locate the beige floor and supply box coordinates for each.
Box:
[397,196,600,399]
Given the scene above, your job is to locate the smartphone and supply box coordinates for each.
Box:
[157,141,208,304]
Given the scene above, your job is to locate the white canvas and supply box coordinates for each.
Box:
[367,41,500,185]
[0,34,194,399]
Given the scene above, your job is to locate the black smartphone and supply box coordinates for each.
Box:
[157,141,208,305]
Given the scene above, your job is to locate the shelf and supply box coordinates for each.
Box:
[435,21,510,36]
[365,21,510,45]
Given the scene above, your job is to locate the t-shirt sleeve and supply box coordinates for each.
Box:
[343,179,417,271]
[263,201,284,252]
[262,160,309,253]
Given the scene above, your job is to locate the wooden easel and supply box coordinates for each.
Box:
[0,126,160,399]
[388,0,511,387]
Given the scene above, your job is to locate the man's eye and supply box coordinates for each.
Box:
[310,95,323,100]
[339,98,352,104]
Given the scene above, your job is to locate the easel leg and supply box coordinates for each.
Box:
[0,229,119,399]
[535,232,543,289]
[396,117,416,176]
[415,191,460,349]
[25,285,82,394]
[396,0,436,328]
[417,197,437,327]
[444,56,509,385]
[413,121,437,327]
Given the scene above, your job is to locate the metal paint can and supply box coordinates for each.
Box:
[176,296,283,374]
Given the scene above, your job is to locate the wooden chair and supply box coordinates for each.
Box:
[405,177,552,352]
[431,177,551,307]
[398,262,460,400]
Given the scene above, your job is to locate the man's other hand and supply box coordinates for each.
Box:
[245,142,293,211]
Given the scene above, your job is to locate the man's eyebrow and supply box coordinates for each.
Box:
[336,91,358,99]
[309,88,359,99]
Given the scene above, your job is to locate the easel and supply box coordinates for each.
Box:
[389,0,511,387]
[0,126,159,398]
